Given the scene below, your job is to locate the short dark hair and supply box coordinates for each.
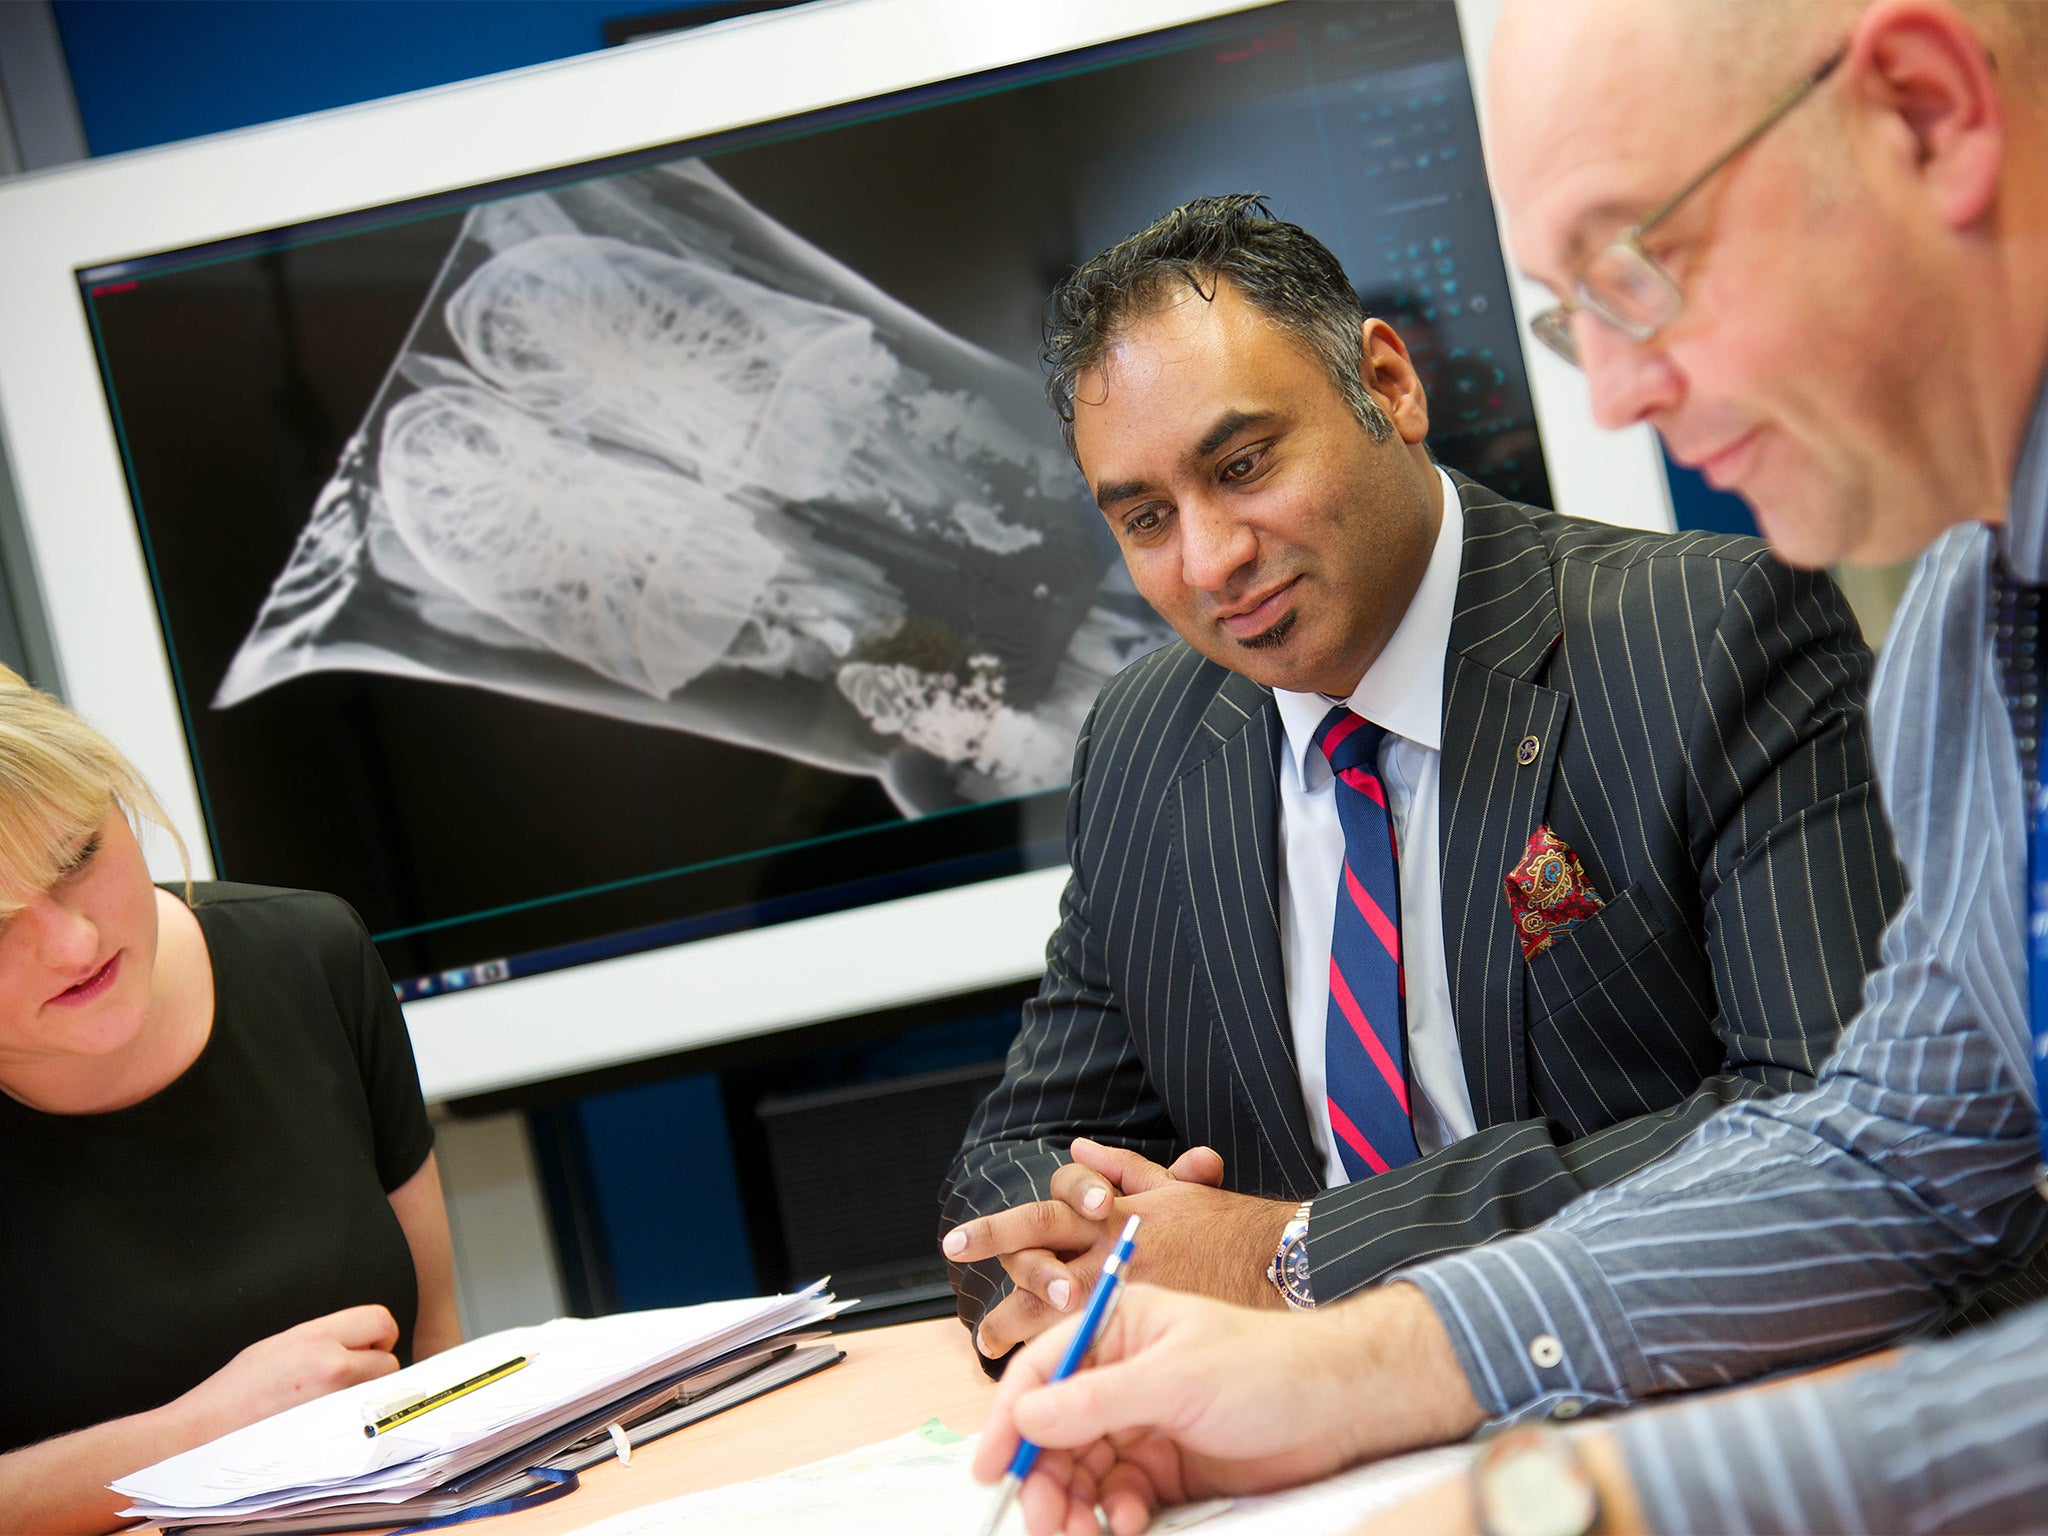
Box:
[1042,194,1392,459]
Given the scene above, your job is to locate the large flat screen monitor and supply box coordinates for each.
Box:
[0,0,1671,1099]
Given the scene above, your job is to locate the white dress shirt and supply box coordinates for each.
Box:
[1274,467,1476,1188]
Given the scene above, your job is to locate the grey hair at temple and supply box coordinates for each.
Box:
[1041,193,1393,460]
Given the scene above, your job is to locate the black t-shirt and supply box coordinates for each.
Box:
[0,883,435,1452]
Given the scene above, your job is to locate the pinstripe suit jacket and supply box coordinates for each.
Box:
[942,474,1904,1335]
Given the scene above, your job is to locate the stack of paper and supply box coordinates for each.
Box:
[116,1283,840,1531]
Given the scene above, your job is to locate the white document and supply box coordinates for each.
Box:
[560,1429,1472,1536]
[116,1285,839,1524]
[563,1429,981,1536]
[1213,1444,1473,1532]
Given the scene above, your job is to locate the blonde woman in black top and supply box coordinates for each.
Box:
[0,669,459,1532]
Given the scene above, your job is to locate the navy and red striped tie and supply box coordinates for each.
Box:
[1313,705,1421,1179]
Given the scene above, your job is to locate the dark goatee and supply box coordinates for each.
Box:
[1237,610,1298,650]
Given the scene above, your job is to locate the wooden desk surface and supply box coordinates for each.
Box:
[470,1317,996,1535]
[337,1320,1891,1536]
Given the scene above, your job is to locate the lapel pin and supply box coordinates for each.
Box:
[1516,734,1541,766]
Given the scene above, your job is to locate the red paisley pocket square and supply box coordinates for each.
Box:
[1503,826,1606,961]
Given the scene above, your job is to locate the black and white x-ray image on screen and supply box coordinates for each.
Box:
[217,161,1168,817]
[81,0,1546,1001]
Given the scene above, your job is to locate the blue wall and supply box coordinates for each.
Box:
[53,0,698,156]
[577,1073,754,1308]
[1663,456,1759,538]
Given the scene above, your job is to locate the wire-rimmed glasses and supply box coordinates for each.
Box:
[1529,46,1847,367]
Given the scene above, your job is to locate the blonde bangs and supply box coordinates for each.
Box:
[0,669,188,915]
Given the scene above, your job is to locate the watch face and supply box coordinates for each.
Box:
[1280,1241,1315,1310]
[1478,1438,1598,1536]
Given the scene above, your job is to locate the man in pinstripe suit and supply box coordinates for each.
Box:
[940,196,1900,1365]
[975,4,2048,1533]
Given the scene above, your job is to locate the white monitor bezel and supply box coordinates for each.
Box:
[0,0,1668,1100]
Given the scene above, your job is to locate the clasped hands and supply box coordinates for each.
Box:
[941,1137,1295,1358]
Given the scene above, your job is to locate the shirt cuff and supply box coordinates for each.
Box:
[1398,1227,1656,1424]
[1610,1376,1878,1534]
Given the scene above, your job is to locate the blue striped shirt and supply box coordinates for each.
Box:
[1401,378,2048,1532]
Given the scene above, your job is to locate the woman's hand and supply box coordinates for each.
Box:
[171,1304,403,1443]
[0,1305,404,1535]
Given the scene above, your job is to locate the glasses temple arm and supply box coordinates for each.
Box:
[1625,45,1849,239]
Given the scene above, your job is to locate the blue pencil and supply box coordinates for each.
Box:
[975,1215,1141,1536]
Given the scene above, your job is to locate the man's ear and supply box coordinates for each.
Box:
[1361,319,1430,445]
[1850,0,2004,229]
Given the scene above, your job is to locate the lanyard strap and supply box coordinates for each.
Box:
[387,1465,579,1534]
[1990,559,2048,1196]
[2029,788,2048,1196]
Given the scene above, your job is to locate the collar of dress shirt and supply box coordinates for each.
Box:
[2002,367,2048,584]
[1273,466,1464,785]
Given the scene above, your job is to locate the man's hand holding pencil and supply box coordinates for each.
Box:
[972,1281,1482,1536]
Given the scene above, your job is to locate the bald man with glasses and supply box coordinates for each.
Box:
[974,3,2048,1533]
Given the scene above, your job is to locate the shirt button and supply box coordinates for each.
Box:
[1528,1334,1564,1369]
[1552,1398,1583,1420]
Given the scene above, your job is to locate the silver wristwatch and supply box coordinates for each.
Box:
[1471,1425,1599,1536]
[1265,1199,1316,1309]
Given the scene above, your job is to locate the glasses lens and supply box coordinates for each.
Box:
[1581,243,1680,338]
[1530,306,1579,367]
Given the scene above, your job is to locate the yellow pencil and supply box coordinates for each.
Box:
[361,1355,530,1438]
